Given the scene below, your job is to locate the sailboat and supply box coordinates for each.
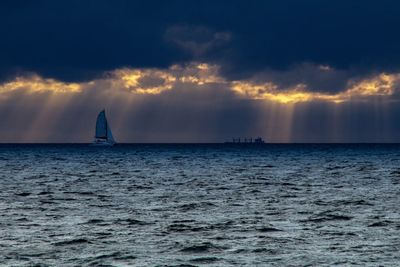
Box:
[92,109,116,146]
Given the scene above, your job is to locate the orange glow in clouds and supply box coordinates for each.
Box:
[0,75,82,94]
[231,73,397,104]
[0,64,398,104]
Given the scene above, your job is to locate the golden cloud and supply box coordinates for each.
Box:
[0,75,82,94]
[110,63,223,94]
[0,64,399,104]
[231,73,399,104]
[112,69,177,94]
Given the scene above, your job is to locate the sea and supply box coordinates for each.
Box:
[0,144,399,267]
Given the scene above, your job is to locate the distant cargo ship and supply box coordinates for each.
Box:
[224,137,265,144]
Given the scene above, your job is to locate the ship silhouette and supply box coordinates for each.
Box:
[224,137,265,144]
[91,109,116,146]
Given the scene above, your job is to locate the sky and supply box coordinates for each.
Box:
[2,0,400,142]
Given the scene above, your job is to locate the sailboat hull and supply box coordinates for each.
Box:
[91,138,115,146]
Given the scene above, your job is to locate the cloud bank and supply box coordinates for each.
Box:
[2,0,400,84]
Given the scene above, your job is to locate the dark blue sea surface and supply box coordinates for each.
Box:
[0,144,399,266]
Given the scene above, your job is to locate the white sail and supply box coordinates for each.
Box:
[95,110,107,139]
[92,109,116,146]
[106,121,115,143]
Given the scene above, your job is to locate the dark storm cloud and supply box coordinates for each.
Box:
[2,0,400,92]
[164,25,231,58]
[0,0,187,81]
[245,63,356,93]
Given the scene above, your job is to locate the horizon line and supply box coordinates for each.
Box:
[1,142,400,145]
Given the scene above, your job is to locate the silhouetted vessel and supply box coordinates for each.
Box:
[225,137,265,144]
[92,110,116,146]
